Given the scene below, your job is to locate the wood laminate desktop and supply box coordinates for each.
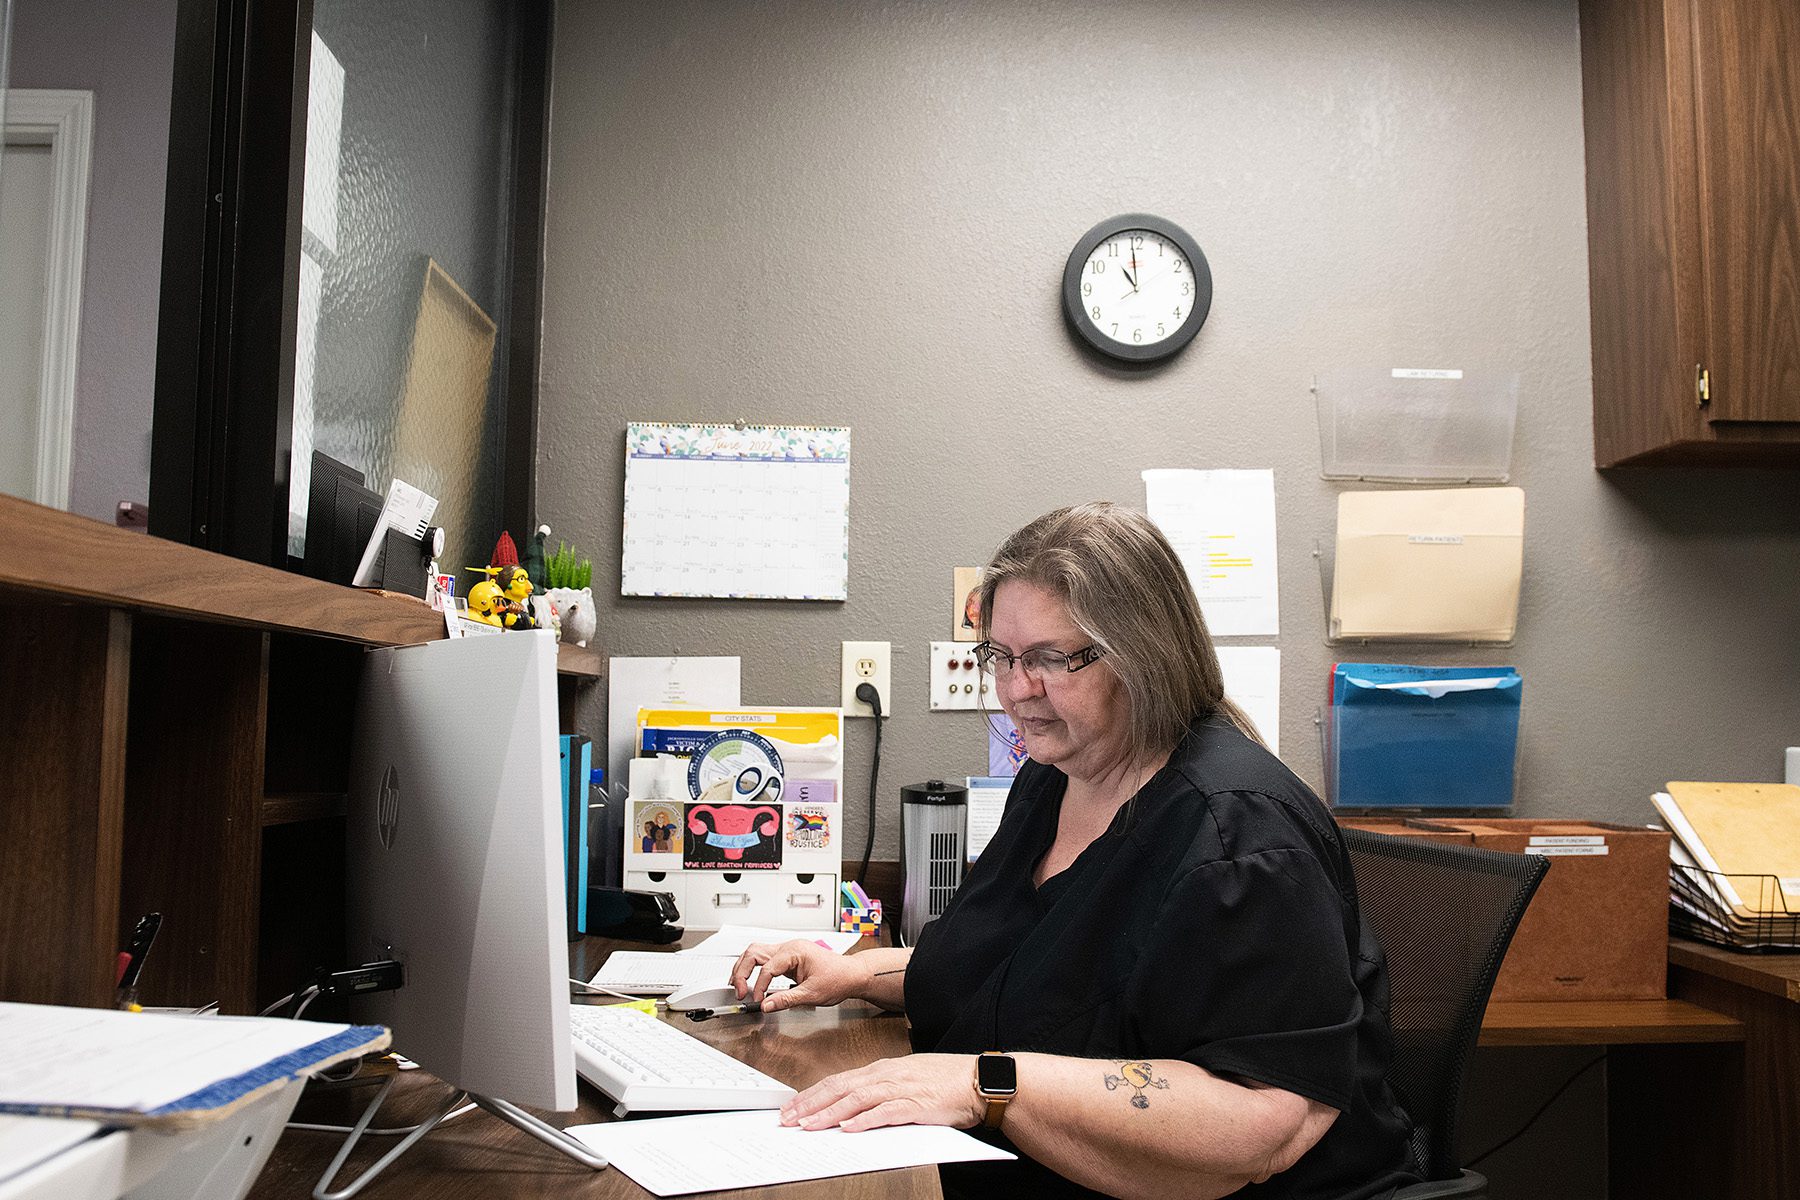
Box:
[246,935,1763,1200]
[251,934,934,1200]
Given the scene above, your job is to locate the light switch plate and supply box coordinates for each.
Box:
[929,641,993,711]
[840,641,891,718]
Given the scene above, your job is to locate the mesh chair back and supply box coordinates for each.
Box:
[1343,828,1549,1182]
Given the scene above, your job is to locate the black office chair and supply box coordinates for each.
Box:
[1343,828,1550,1199]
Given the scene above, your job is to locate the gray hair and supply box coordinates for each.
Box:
[978,502,1264,765]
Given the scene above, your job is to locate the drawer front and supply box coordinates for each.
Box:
[682,872,838,931]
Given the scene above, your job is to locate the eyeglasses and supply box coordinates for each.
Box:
[974,641,1104,679]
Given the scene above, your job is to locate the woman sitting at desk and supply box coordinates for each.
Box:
[730,503,1416,1200]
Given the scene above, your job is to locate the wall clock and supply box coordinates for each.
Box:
[1061,214,1212,363]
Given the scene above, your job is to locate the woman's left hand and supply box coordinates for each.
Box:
[779,1054,982,1132]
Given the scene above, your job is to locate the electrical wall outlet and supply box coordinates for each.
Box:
[840,641,892,718]
[929,641,994,711]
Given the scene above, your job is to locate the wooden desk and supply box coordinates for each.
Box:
[249,934,1762,1200]
[1608,940,1800,1200]
[251,937,935,1200]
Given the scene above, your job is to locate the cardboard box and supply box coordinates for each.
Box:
[1336,816,1477,847]
[1408,818,1670,1001]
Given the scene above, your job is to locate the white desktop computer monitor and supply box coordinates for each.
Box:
[345,629,575,1111]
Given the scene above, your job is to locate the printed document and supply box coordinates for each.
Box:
[1143,468,1280,637]
[1216,646,1281,757]
[0,1004,372,1118]
[567,1109,1014,1196]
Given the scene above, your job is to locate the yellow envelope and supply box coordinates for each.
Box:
[1331,487,1524,641]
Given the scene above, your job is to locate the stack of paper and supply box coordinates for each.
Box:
[0,1003,388,1127]
[1653,782,1800,949]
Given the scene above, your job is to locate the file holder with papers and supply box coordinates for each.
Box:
[1669,865,1800,952]
[1322,664,1522,813]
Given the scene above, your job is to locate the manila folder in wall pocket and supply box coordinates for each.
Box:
[1331,487,1524,641]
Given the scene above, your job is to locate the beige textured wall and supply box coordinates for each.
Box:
[539,0,1800,861]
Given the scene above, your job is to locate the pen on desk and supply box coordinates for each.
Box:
[684,1003,764,1022]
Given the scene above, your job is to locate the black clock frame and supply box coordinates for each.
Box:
[1061,213,1212,364]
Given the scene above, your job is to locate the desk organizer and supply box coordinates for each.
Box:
[622,707,843,931]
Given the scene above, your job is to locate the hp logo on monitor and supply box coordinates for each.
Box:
[377,765,400,848]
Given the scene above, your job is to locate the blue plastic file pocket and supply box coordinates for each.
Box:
[1326,663,1521,813]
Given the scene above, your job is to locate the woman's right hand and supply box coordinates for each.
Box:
[729,939,871,1012]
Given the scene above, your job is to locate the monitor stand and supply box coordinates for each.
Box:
[311,1075,608,1200]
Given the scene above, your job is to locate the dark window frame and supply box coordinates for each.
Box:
[150,0,550,567]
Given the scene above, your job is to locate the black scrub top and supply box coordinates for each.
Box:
[906,715,1417,1200]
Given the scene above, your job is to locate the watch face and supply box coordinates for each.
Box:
[1062,214,1212,363]
[978,1053,1018,1095]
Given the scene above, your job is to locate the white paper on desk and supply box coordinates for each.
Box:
[568,1109,1014,1197]
[965,777,1012,863]
[1143,468,1280,637]
[0,1004,357,1114]
[1216,646,1280,757]
[350,478,438,588]
[680,925,860,957]
[607,657,741,803]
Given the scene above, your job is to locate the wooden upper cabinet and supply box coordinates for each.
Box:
[1581,0,1800,465]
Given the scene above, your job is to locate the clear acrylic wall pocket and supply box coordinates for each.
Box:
[1315,368,1519,483]
[1322,663,1522,814]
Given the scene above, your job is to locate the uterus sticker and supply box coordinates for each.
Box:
[684,802,783,870]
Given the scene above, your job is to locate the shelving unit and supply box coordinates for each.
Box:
[0,494,601,1015]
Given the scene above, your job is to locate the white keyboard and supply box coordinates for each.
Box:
[568,1004,796,1117]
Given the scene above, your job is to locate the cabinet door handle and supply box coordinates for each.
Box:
[711,892,752,908]
[787,894,824,908]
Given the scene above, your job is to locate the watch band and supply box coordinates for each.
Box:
[975,1051,1016,1130]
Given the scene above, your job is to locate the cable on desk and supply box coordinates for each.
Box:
[570,976,642,1002]
[1463,1050,1608,1170]
[260,984,320,1018]
[288,1100,478,1137]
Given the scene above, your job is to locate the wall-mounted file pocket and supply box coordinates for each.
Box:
[1325,663,1522,812]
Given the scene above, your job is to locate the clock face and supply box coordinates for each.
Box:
[1062,215,1212,363]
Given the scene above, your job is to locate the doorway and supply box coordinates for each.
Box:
[0,88,91,509]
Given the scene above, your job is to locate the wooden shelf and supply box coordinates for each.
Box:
[557,640,603,679]
[1478,998,1744,1046]
[0,494,444,645]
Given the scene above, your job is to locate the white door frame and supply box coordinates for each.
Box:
[5,88,92,510]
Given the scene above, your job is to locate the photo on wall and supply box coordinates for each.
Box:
[953,566,984,642]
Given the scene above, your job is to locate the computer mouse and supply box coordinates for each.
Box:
[664,978,792,1012]
[664,982,750,1012]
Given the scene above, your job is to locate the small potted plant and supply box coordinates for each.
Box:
[544,539,596,647]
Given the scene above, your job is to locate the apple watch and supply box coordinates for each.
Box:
[975,1051,1017,1129]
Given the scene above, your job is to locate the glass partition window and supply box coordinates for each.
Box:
[289,0,522,576]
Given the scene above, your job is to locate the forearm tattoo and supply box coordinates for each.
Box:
[1104,1061,1171,1109]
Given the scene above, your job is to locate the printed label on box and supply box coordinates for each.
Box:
[786,779,837,805]
[786,804,833,851]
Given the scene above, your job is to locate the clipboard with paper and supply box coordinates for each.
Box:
[1328,487,1524,643]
